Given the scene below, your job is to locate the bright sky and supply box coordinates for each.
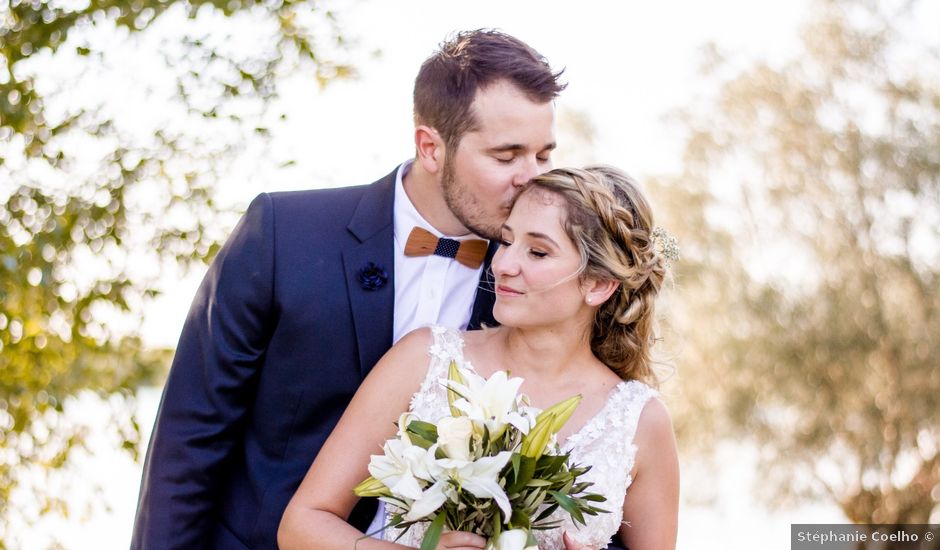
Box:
[21,1,865,548]
[136,0,813,349]
[253,0,811,194]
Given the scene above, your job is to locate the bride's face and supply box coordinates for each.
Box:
[491,190,589,328]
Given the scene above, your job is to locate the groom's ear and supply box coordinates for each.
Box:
[414,125,445,174]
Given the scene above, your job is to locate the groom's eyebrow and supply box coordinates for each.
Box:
[489,142,557,153]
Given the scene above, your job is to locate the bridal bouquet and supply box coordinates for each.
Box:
[354,361,607,550]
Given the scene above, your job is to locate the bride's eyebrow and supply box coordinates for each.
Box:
[526,232,560,248]
[502,225,558,248]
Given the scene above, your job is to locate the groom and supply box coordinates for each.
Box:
[131,30,563,549]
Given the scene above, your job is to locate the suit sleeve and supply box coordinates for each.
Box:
[131,193,276,549]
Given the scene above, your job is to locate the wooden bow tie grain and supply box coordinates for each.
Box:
[404,227,487,269]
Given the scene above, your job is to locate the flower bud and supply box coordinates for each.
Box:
[536,394,581,435]
[447,360,467,417]
[353,476,391,498]
[520,412,555,459]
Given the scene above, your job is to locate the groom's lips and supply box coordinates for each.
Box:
[496,284,524,296]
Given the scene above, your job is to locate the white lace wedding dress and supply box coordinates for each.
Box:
[381,326,658,549]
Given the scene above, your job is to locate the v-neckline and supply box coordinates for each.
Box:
[459,357,629,450]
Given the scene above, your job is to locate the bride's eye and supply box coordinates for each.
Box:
[529,249,548,259]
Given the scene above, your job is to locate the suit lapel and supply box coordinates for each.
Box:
[468,241,499,330]
[343,168,397,378]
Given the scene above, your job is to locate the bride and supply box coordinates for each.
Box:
[278,166,679,550]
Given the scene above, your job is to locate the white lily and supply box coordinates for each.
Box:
[367,438,428,500]
[487,529,538,550]
[397,412,416,443]
[402,479,451,521]
[432,450,514,521]
[447,370,529,439]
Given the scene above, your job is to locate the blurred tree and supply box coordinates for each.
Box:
[663,0,939,524]
[0,0,354,546]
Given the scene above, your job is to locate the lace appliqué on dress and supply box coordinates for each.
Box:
[382,326,658,549]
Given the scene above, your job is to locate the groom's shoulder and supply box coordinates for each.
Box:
[266,185,364,216]
[266,168,397,216]
[267,182,374,211]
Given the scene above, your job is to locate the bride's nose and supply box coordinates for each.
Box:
[491,243,521,277]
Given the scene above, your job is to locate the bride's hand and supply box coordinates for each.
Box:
[436,531,487,550]
[562,531,599,550]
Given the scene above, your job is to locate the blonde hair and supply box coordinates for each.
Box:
[522,165,667,385]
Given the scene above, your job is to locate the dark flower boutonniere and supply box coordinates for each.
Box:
[358,262,388,291]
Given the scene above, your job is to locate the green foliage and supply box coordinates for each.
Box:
[666,0,939,524]
[0,0,354,545]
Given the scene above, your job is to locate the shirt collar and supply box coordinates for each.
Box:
[393,159,490,251]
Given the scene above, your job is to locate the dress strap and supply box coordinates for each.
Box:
[407,325,467,418]
[428,325,466,364]
[565,380,658,452]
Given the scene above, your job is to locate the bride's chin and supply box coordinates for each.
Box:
[493,310,543,331]
[492,306,522,328]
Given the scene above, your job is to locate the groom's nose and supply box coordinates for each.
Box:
[512,156,542,187]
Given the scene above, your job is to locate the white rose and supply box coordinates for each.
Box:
[436,415,474,461]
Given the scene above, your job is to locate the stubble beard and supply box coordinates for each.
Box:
[440,156,507,241]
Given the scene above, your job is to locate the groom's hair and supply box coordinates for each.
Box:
[414,29,565,150]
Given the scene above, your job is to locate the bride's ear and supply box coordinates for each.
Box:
[583,278,619,307]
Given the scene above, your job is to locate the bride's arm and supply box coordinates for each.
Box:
[618,398,679,550]
[278,328,433,550]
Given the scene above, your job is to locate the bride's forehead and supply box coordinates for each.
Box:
[506,191,570,233]
[512,189,566,217]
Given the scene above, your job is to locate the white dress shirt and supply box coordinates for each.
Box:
[369,160,489,535]
[391,159,487,343]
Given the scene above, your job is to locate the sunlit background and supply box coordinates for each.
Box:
[2,0,938,548]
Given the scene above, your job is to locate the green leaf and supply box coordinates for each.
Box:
[407,420,439,444]
[508,455,537,493]
[509,509,530,529]
[409,434,435,450]
[525,479,551,487]
[419,513,447,550]
[522,487,546,511]
[547,490,585,525]
[533,503,559,523]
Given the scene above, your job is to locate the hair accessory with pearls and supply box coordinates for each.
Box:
[651,226,680,267]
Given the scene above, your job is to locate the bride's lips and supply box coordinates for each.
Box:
[496,284,524,297]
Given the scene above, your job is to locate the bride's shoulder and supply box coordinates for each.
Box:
[632,394,675,458]
[459,325,503,347]
[395,325,474,360]
[395,326,436,355]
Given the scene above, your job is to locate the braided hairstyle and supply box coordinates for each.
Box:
[523,165,668,385]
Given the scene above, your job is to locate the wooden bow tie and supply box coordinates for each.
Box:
[404,226,487,269]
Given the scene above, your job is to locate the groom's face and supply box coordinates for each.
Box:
[441,79,556,240]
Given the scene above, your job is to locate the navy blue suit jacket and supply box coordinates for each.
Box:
[131,167,497,549]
